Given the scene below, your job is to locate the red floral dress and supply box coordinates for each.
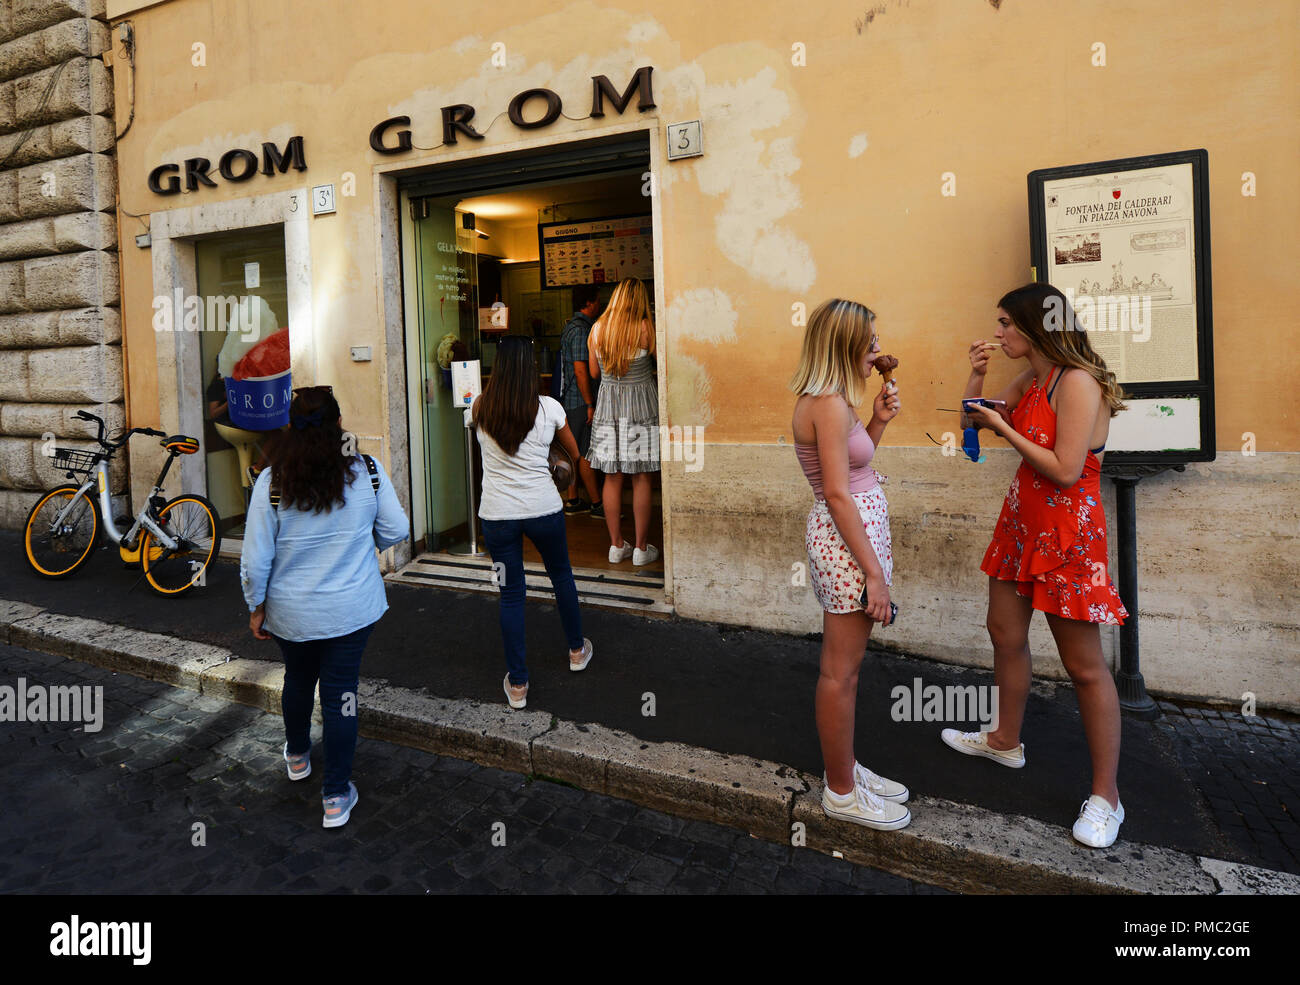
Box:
[980,367,1129,625]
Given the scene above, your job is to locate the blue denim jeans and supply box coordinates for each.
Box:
[274,621,375,796]
[480,510,583,685]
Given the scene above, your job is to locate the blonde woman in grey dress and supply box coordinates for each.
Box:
[587,277,660,566]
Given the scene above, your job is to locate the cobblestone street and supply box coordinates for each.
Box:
[1155,701,1300,875]
[0,644,949,895]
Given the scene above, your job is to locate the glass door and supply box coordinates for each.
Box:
[195,226,289,536]
[412,201,479,551]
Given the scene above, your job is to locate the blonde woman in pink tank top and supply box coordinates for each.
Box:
[790,299,911,832]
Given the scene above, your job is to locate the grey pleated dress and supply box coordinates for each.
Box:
[587,348,660,473]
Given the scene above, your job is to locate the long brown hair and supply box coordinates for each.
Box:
[473,336,538,455]
[270,386,358,513]
[594,277,654,377]
[788,298,876,408]
[998,283,1127,416]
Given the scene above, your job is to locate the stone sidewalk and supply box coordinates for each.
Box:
[2,642,951,894]
[2,591,1297,894]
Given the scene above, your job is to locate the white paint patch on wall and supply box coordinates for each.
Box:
[665,63,815,293]
[668,288,738,344]
[626,20,661,42]
[452,35,482,55]
[849,133,869,158]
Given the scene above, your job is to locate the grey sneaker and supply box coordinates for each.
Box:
[322,781,359,829]
[283,741,310,781]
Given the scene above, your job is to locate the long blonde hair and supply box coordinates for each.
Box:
[594,277,654,377]
[999,283,1126,416]
[789,299,876,408]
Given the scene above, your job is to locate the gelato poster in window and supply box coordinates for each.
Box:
[217,296,291,429]
[1028,150,1214,465]
[538,214,652,288]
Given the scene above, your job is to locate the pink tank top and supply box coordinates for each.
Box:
[794,418,879,500]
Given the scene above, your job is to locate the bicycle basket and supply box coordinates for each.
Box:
[51,447,99,476]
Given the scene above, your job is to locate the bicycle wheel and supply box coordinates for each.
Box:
[140,494,222,596]
[23,485,100,578]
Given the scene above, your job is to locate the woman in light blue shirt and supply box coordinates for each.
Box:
[240,385,408,828]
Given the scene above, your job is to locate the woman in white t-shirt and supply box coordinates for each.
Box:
[472,336,593,709]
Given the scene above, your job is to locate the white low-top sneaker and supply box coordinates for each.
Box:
[940,728,1026,768]
[633,544,660,565]
[821,780,912,831]
[856,761,909,803]
[1072,795,1124,848]
[609,541,633,563]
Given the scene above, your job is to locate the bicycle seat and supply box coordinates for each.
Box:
[161,435,200,455]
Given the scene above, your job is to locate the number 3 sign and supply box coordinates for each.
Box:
[311,183,336,215]
[667,121,702,161]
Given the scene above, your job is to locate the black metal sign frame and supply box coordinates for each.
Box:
[1028,149,1215,467]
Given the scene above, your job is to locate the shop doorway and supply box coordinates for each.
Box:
[194,225,289,538]
[396,134,667,612]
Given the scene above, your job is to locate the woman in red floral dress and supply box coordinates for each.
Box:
[945,282,1131,849]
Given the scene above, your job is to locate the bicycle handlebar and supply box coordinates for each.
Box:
[74,411,167,448]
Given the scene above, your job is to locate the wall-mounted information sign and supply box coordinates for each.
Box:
[1028,149,1215,465]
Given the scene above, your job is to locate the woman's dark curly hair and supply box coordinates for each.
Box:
[268,386,358,513]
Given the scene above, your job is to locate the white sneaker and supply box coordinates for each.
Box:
[821,779,912,831]
[632,544,660,565]
[608,541,633,563]
[1072,795,1124,848]
[855,761,909,804]
[940,728,1026,768]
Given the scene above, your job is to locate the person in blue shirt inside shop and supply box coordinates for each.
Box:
[240,385,408,830]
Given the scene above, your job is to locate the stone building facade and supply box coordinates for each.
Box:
[0,0,125,527]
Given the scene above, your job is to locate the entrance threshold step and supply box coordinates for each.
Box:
[388,552,672,617]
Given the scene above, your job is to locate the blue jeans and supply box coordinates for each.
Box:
[480,510,583,686]
[274,622,375,796]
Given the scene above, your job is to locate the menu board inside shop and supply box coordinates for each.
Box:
[539,215,653,288]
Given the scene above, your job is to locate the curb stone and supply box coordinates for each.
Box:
[2,601,1293,895]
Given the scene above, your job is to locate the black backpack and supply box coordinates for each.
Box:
[268,454,380,509]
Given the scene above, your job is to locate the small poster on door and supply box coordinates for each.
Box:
[451,359,482,408]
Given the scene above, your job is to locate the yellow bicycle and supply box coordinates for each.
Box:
[23,411,222,596]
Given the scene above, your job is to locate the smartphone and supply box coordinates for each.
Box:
[962,398,1007,411]
[859,584,898,627]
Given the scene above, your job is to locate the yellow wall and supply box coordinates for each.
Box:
[107,0,1300,706]
[111,0,1299,454]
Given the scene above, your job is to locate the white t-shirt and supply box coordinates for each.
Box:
[475,395,566,520]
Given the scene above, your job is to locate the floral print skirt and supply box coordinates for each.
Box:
[805,489,893,615]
